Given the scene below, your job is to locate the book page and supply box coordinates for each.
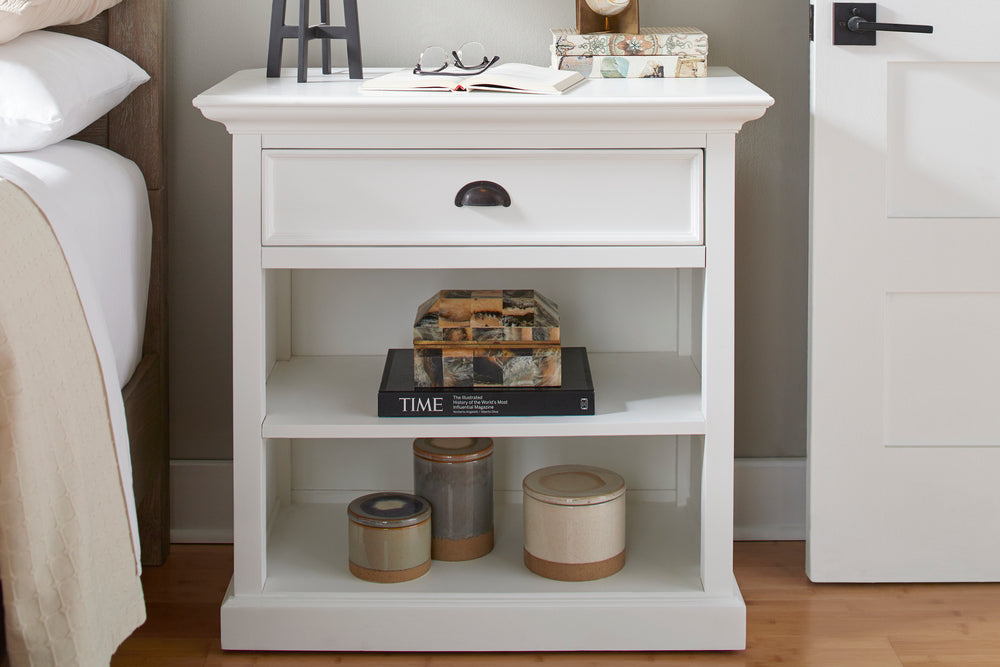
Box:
[360,64,584,95]
[461,64,584,94]
[360,70,463,92]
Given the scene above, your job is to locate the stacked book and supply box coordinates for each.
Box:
[378,347,595,417]
[550,26,708,79]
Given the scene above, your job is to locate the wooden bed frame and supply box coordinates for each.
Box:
[51,0,169,567]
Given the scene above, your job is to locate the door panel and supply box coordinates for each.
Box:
[809,0,1000,581]
[884,292,1000,447]
[886,62,1000,218]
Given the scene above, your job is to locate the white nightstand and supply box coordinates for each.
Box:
[195,67,772,652]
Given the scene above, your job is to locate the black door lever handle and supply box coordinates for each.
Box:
[834,3,934,45]
[847,13,933,35]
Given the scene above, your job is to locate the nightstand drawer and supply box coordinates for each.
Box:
[262,149,703,246]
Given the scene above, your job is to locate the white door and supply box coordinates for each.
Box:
[809,1,1000,581]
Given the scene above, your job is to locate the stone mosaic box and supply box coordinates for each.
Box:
[412,289,561,388]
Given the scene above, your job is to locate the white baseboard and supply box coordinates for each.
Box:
[170,459,234,543]
[169,457,806,544]
[734,457,806,540]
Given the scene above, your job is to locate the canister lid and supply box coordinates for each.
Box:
[348,492,431,528]
[522,465,626,506]
[413,437,494,463]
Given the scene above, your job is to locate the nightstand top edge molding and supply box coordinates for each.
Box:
[194,66,774,136]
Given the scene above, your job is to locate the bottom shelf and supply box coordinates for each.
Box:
[221,497,746,651]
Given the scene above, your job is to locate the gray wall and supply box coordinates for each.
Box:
[166,0,809,461]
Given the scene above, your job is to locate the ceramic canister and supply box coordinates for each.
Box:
[347,492,431,583]
[522,464,626,581]
[413,437,494,560]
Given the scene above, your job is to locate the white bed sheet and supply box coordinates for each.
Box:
[0,139,151,567]
[0,140,150,388]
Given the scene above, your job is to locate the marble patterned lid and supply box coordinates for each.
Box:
[413,289,560,346]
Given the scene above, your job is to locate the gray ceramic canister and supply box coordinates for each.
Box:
[413,437,494,561]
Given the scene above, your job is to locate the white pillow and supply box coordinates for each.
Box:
[0,30,148,152]
[0,0,121,44]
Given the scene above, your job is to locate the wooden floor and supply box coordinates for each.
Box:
[112,542,1000,666]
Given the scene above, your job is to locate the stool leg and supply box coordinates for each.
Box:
[320,0,331,74]
[297,0,310,82]
[343,0,362,79]
[266,0,287,78]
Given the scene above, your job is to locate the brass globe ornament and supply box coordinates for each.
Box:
[584,0,631,17]
[576,0,639,33]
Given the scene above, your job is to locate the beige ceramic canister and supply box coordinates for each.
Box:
[522,464,626,581]
[347,492,432,583]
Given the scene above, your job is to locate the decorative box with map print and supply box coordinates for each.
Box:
[412,289,561,388]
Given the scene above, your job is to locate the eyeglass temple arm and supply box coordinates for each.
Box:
[413,55,499,76]
[452,52,496,70]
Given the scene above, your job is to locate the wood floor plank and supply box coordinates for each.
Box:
[893,639,1000,665]
[111,543,1000,666]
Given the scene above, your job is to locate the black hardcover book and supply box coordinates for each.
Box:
[378,347,595,417]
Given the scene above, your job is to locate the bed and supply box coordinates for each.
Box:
[0,0,167,662]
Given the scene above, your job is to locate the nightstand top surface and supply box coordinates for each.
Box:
[197,66,771,107]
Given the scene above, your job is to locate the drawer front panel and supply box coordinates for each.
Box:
[262,149,703,246]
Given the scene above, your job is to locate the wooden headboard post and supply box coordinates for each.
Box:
[111,0,169,568]
[51,0,169,567]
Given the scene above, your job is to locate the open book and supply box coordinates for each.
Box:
[360,63,585,95]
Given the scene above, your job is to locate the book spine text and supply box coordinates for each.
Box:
[379,390,594,417]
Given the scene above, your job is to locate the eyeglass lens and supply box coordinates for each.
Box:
[418,42,487,72]
[418,45,449,72]
[456,42,486,67]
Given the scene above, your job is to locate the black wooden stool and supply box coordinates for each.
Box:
[266,0,362,82]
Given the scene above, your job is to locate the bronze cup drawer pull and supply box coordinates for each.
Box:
[454,181,511,207]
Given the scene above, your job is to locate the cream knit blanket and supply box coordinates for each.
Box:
[0,178,144,666]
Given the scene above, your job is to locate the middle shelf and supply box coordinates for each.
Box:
[263,351,705,439]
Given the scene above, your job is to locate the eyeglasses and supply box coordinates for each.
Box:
[413,42,500,76]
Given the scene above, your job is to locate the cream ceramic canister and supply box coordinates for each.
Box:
[413,437,494,561]
[347,492,432,583]
[522,464,626,581]
[584,0,631,17]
